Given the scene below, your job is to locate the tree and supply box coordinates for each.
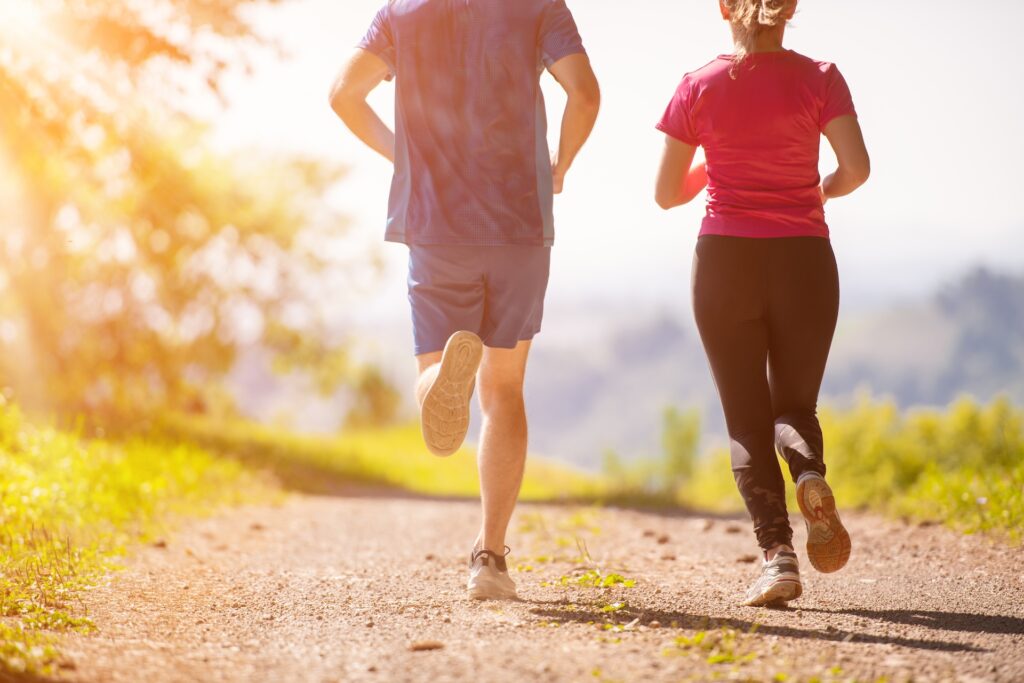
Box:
[0,0,375,418]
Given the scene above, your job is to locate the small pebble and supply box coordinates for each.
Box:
[409,640,444,652]
[649,620,662,629]
[656,534,670,544]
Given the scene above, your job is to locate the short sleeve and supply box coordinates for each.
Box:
[656,76,700,146]
[357,5,397,80]
[820,64,856,130]
[540,0,586,68]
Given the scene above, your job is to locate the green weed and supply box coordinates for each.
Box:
[0,405,269,675]
[668,626,761,666]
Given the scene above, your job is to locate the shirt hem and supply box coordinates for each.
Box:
[655,121,700,147]
[386,233,554,248]
[698,223,830,240]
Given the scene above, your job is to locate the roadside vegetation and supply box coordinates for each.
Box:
[159,414,604,502]
[606,396,1024,543]
[0,404,271,676]
[3,393,1019,674]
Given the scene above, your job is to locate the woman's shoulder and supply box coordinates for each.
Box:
[673,56,733,93]
[787,50,843,77]
[684,56,732,81]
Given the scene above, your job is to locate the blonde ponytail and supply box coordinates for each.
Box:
[723,0,790,76]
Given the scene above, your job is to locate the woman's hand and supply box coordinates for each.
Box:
[655,136,705,210]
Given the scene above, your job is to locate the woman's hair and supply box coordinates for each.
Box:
[723,0,791,74]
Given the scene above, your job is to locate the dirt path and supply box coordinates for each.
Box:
[55,495,1023,683]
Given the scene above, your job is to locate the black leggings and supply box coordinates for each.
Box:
[692,236,839,551]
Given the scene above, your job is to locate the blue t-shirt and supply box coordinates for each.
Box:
[358,0,585,247]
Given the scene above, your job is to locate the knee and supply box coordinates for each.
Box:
[477,379,524,415]
[774,414,823,457]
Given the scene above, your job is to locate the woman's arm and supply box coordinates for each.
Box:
[655,136,708,210]
[821,114,870,202]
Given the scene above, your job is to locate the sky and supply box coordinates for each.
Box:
[216,0,1024,316]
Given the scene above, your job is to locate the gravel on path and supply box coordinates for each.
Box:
[59,496,1024,683]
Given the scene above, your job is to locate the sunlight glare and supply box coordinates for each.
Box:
[0,1,48,47]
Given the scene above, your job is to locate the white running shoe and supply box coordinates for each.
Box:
[467,548,517,601]
[742,549,802,607]
[420,331,483,457]
[796,472,852,574]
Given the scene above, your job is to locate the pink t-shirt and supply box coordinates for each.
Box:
[657,51,857,239]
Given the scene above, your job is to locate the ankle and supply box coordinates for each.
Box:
[797,470,825,486]
[765,544,794,561]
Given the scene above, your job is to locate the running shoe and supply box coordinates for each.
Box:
[796,472,852,573]
[467,547,517,601]
[420,331,483,457]
[743,549,802,607]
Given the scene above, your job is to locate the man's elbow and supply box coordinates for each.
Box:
[569,79,601,113]
[328,85,357,119]
[580,84,602,112]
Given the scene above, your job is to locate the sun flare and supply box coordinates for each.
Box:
[0,1,49,47]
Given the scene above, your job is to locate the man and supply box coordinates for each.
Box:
[328,0,599,600]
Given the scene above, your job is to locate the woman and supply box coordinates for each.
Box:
[654,0,871,606]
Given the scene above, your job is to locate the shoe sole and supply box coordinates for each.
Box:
[797,476,852,574]
[467,576,518,601]
[420,331,483,457]
[743,577,803,607]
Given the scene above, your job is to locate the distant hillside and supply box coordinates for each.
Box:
[521,268,1024,467]
[825,268,1024,405]
[228,267,1024,469]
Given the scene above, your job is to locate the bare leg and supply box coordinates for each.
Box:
[473,340,531,555]
[415,352,443,408]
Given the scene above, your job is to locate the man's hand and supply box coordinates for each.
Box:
[551,152,566,194]
[328,49,396,163]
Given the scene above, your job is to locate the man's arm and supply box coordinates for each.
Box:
[547,53,600,194]
[655,137,707,210]
[328,49,395,163]
[820,114,870,203]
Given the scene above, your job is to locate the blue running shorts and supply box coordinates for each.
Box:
[407,245,551,356]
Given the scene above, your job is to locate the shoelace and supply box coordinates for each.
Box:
[470,546,511,570]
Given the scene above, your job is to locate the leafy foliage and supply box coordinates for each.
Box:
[601,407,700,503]
[0,0,375,419]
[677,397,1024,542]
[0,402,268,675]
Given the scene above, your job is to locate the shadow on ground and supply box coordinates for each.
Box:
[525,599,994,653]
[798,607,1024,636]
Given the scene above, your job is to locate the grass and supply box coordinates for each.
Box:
[644,396,1024,543]
[667,625,761,666]
[159,414,605,502]
[0,404,270,676]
